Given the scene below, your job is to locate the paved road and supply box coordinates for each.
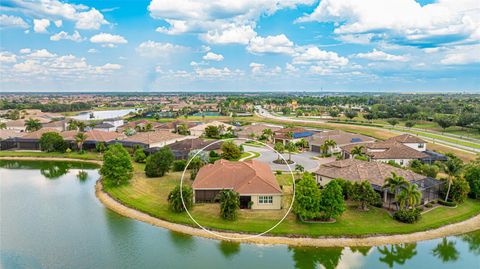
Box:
[243,145,335,172]
[255,106,480,154]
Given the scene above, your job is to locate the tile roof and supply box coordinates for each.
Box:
[120,131,185,145]
[168,138,221,151]
[341,141,428,159]
[386,134,426,144]
[309,130,375,146]
[193,159,282,195]
[84,130,124,142]
[189,121,236,131]
[314,159,425,186]
[237,124,281,137]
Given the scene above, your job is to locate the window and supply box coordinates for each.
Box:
[258,196,273,204]
[418,143,425,148]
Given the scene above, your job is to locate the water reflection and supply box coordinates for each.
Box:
[288,246,343,269]
[461,231,480,255]
[432,238,459,262]
[350,246,372,256]
[40,163,70,179]
[169,231,196,254]
[77,170,89,182]
[218,241,240,259]
[377,243,417,268]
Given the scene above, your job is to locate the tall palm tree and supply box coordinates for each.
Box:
[76,121,86,132]
[262,128,273,142]
[319,144,329,155]
[25,118,42,132]
[323,139,337,154]
[351,145,365,157]
[383,172,409,209]
[74,132,88,152]
[285,141,296,162]
[397,183,422,209]
[442,156,463,201]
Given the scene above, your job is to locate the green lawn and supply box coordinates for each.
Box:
[390,128,480,149]
[104,166,480,237]
[0,151,103,160]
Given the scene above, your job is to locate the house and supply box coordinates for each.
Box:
[385,134,426,151]
[189,121,237,137]
[120,120,164,132]
[14,128,76,150]
[273,127,314,145]
[341,141,429,166]
[115,130,188,149]
[166,138,222,160]
[82,130,125,150]
[0,130,23,150]
[314,159,443,206]
[4,119,27,132]
[156,120,200,133]
[192,159,282,209]
[236,123,281,139]
[42,120,67,131]
[92,123,116,132]
[103,118,124,128]
[308,130,375,153]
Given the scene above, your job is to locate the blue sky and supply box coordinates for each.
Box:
[1,0,479,92]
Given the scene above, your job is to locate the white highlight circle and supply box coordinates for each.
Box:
[179,137,296,240]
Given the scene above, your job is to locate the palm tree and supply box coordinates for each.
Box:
[25,118,41,132]
[262,128,273,142]
[319,144,329,155]
[145,123,153,132]
[285,141,296,162]
[383,172,409,209]
[397,183,422,209]
[76,121,86,132]
[323,139,337,154]
[442,156,463,202]
[295,164,304,174]
[74,132,88,152]
[351,145,365,157]
[274,142,285,161]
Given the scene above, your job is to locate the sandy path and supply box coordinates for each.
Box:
[96,181,480,247]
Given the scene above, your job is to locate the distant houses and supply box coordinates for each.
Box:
[273,127,314,145]
[167,138,222,160]
[308,130,375,153]
[236,123,281,139]
[189,121,237,137]
[192,159,283,209]
[115,130,188,149]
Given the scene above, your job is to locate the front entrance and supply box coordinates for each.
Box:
[239,196,251,209]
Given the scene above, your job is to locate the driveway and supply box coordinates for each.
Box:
[243,145,334,172]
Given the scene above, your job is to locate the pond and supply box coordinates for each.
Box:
[1,160,479,269]
[70,108,140,120]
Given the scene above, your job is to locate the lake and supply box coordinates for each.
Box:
[1,160,479,269]
[70,108,139,120]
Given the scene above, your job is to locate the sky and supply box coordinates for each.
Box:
[0,0,479,92]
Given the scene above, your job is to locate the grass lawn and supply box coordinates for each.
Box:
[390,128,480,149]
[0,151,103,160]
[104,165,480,237]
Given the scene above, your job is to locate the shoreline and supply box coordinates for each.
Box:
[2,156,479,247]
[96,180,480,247]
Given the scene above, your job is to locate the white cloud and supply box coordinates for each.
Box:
[249,62,264,73]
[28,49,56,58]
[354,49,409,62]
[285,63,298,72]
[90,33,128,44]
[0,14,29,28]
[19,48,31,54]
[88,48,99,53]
[202,52,224,61]
[11,0,108,30]
[0,51,17,63]
[54,20,62,27]
[441,45,480,65]
[194,67,240,78]
[247,34,295,54]
[293,46,349,66]
[136,41,187,57]
[298,0,480,46]
[33,19,50,33]
[95,63,122,73]
[201,24,257,45]
[50,31,84,42]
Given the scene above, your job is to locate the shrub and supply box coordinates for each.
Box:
[333,178,353,199]
[39,132,68,153]
[96,142,107,152]
[441,177,470,203]
[221,141,242,160]
[438,199,457,207]
[145,147,174,177]
[464,163,480,199]
[355,155,369,161]
[133,148,147,163]
[318,180,346,220]
[173,160,187,172]
[351,181,378,210]
[275,170,282,175]
[393,208,421,223]
[425,203,433,208]
[100,143,133,186]
[293,173,321,220]
[167,185,193,213]
[219,190,240,221]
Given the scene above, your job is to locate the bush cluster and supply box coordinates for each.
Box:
[393,208,422,223]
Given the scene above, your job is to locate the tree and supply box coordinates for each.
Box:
[285,141,296,161]
[221,140,242,160]
[434,114,457,131]
[432,238,459,262]
[383,172,409,210]
[442,177,470,203]
[295,164,304,174]
[205,125,220,138]
[293,173,321,220]
[387,118,399,128]
[363,113,374,122]
[0,122,6,129]
[74,132,88,152]
[281,107,291,115]
[442,154,464,201]
[274,142,285,161]
[405,121,416,129]
[262,128,273,142]
[133,148,147,163]
[168,185,193,213]
[318,180,346,220]
[145,147,174,177]
[189,156,205,180]
[344,110,358,120]
[397,183,422,209]
[464,163,480,199]
[96,142,107,152]
[323,139,337,154]
[25,118,41,132]
[39,132,68,152]
[219,189,240,221]
[100,143,133,186]
[177,124,189,135]
[328,109,340,118]
[351,181,378,210]
[350,145,365,157]
[145,123,153,132]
